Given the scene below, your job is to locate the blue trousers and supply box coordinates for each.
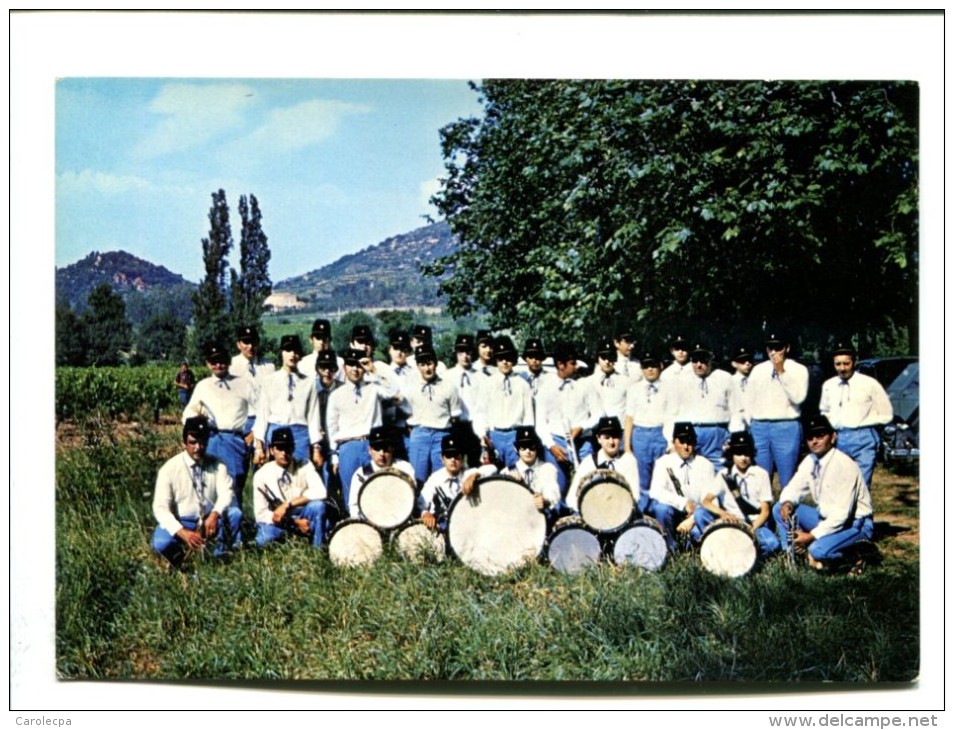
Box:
[489,429,519,469]
[337,440,371,508]
[835,427,880,487]
[264,423,311,464]
[544,434,594,497]
[207,432,247,479]
[772,501,874,562]
[409,426,450,485]
[255,500,327,547]
[694,425,729,471]
[750,419,802,487]
[630,425,668,493]
[644,499,701,552]
[151,508,243,566]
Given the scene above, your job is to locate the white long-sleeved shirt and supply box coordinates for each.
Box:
[472,370,535,435]
[625,378,673,439]
[503,460,562,508]
[252,369,317,443]
[779,447,873,539]
[401,373,463,429]
[325,377,399,447]
[615,355,644,384]
[347,459,417,516]
[567,449,641,512]
[746,359,809,420]
[182,375,255,432]
[660,360,691,385]
[229,354,275,417]
[535,375,591,448]
[648,452,717,511]
[153,452,234,536]
[447,364,485,422]
[252,459,327,524]
[299,351,346,383]
[520,368,556,400]
[716,464,773,523]
[732,371,753,427]
[584,369,630,421]
[418,464,497,517]
[672,368,744,431]
[818,373,893,429]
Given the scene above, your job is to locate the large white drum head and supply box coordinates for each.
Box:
[328,519,384,568]
[447,476,547,576]
[612,519,668,571]
[699,521,758,577]
[546,517,602,574]
[393,520,446,563]
[357,468,417,529]
[577,470,636,533]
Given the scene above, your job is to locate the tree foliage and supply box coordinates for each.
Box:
[192,189,234,356]
[81,283,133,366]
[56,304,89,367]
[426,80,918,356]
[230,193,272,335]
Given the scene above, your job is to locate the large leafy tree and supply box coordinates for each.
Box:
[81,283,133,366]
[427,80,918,357]
[230,193,272,335]
[191,189,233,356]
[55,304,89,366]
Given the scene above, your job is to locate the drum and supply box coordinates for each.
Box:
[699,519,759,577]
[356,468,418,530]
[576,469,637,533]
[327,518,384,568]
[545,515,602,574]
[446,475,547,576]
[392,519,446,563]
[611,517,668,571]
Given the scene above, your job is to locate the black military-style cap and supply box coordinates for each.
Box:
[310,318,332,339]
[492,336,519,361]
[639,351,661,368]
[390,332,411,351]
[204,342,230,364]
[670,335,690,350]
[672,422,697,443]
[596,338,616,359]
[316,349,338,372]
[726,431,756,456]
[515,426,541,449]
[764,332,790,349]
[805,415,835,436]
[280,334,304,355]
[522,337,546,358]
[183,415,212,442]
[441,434,463,456]
[595,416,623,437]
[832,341,856,357]
[236,325,259,343]
[270,426,296,449]
[476,329,493,345]
[343,348,366,365]
[731,345,755,363]
[690,343,713,360]
[454,333,476,352]
[369,426,393,449]
[414,345,437,363]
[351,324,374,344]
[411,324,432,341]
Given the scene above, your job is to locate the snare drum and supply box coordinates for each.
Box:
[357,468,418,530]
[545,515,602,574]
[699,519,758,577]
[446,475,547,576]
[327,518,385,568]
[611,517,668,571]
[576,469,637,533]
[393,519,446,563]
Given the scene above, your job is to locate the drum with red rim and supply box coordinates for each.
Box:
[576,469,637,534]
[611,517,668,571]
[327,518,385,568]
[545,515,602,574]
[446,475,547,576]
[699,519,759,577]
[356,467,418,530]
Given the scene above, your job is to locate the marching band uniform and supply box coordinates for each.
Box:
[300,319,345,384]
[712,462,781,555]
[535,366,593,495]
[446,334,486,466]
[584,341,630,422]
[473,337,535,469]
[253,450,328,548]
[229,331,275,440]
[402,354,464,486]
[567,446,643,514]
[347,456,416,520]
[252,336,316,465]
[419,462,497,532]
[623,354,673,493]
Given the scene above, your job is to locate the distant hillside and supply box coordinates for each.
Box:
[56,250,195,310]
[274,221,458,309]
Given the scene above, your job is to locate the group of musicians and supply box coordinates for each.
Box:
[152,320,891,574]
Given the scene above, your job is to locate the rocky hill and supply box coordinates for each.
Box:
[274,221,457,309]
[56,250,195,310]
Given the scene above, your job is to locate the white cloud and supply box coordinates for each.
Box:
[134,82,258,159]
[57,169,150,196]
[241,99,371,155]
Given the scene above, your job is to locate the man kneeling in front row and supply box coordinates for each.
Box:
[151,416,243,569]
[253,426,329,548]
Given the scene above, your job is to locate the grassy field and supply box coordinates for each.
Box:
[56,413,920,684]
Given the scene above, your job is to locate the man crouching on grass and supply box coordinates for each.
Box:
[151,416,243,570]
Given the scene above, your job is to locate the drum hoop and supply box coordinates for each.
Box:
[698,518,759,577]
[357,468,418,528]
[549,514,599,538]
[392,519,447,560]
[327,518,385,567]
[445,474,545,570]
[611,518,669,569]
[576,470,637,532]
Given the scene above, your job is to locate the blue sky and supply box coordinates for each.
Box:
[56,78,484,283]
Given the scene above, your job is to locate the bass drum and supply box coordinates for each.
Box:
[576,469,637,534]
[446,475,547,576]
[611,517,668,571]
[545,515,602,574]
[699,519,759,578]
[392,519,446,563]
[327,518,384,568]
[356,467,418,530]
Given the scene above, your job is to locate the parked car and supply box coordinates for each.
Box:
[855,356,918,390]
[879,360,919,467]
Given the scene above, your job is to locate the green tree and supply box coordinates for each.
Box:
[56,304,89,366]
[427,80,918,355]
[191,189,233,356]
[230,193,272,335]
[136,312,187,362]
[81,283,133,366]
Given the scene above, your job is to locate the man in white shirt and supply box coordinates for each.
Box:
[473,336,535,470]
[819,342,894,487]
[729,344,756,429]
[774,415,875,572]
[299,318,344,384]
[151,416,243,569]
[347,426,416,518]
[613,329,643,384]
[746,332,810,487]
[584,338,630,422]
[518,337,554,400]
[419,434,495,532]
[446,333,484,467]
[253,427,328,548]
[568,416,643,514]
[252,334,316,464]
[502,426,563,525]
[660,334,692,385]
[623,351,673,493]
[229,325,275,442]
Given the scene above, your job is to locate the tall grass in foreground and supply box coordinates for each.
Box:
[56,417,919,683]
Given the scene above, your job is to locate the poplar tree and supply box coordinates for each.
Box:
[191,189,233,357]
[230,193,272,335]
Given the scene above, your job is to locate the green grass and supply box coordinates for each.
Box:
[56,417,920,683]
